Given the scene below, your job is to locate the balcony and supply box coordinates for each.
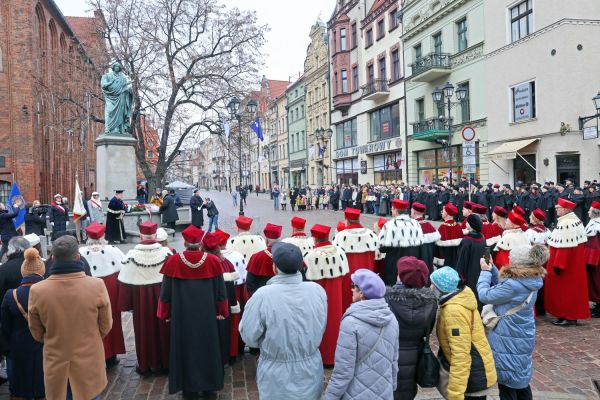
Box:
[410,52,451,82]
[333,92,352,112]
[361,79,390,100]
[411,117,450,141]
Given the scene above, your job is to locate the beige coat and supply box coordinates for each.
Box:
[28,272,112,400]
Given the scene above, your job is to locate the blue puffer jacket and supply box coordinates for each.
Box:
[477,264,544,389]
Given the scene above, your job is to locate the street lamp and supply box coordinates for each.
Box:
[263,144,272,198]
[578,92,600,130]
[315,127,333,186]
[228,97,257,215]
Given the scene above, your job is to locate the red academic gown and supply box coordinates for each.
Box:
[304,241,350,366]
[544,213,590,320]
[482,222,503,247]
[245,247,275,296]
[333,223,377,311]
[435,220,464,269]
[585,219,600,302]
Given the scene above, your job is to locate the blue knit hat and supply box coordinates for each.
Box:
[351,269,386,299]
[430,266,460,294]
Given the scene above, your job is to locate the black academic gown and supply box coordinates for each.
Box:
[455,231,486,309]
[426,192,441,221]
[380,246,421,286]
[105,197,126,242]
[189,195,204,228]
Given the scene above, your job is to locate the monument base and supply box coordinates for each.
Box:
[95,135,138,201]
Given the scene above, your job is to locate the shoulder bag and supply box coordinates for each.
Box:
[416,308,440,388]
[481,291,534,332]
[356,326,385,366]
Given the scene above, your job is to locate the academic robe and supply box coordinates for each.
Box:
[118,242,171,374]
[416,218,441,277]
[526,224,551,314]
[79,244,126,360]
[455,231,486,308]
[106,197,126,243]
[482,221,503,248]
[493,228,530,269]
[435,220,463,269]
[304,241,349,365]
[378,215,424,286]
[585,218,600,302]
[281,232,315,253]
[220,259,241,360]
[158,250,229,394]
[245,247,275,295]
[333,224,378,311]
[545,212,590,320]
[226,232,267,262]
[426,192,441,221]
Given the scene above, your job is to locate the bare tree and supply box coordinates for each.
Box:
[90,0,267,190]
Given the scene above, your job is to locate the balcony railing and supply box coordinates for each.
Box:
[411,117,450,141]
[410,52,451,81]
[361,79,390,100]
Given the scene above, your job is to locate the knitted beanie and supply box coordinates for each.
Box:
[430,266,460,294]
[21,248,45,276]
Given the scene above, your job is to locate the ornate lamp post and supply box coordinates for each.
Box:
[315,127,334,187]
[578,92,600,130]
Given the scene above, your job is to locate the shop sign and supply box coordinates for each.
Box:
[290,159,305,169]
[334,138,401,159]
[583,126,598,140]
[513,83,532,122]
[360,160,368,174]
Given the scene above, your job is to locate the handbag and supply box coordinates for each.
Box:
[481,291,534,331]
[416,334,440,387]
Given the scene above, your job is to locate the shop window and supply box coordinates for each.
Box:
[556,154,580,186]
[336,158,359,185]
[370,104,400,141]
[417,145,479,184]
[374,152,403,184]
[335,118,357,149]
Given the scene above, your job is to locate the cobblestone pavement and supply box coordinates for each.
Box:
[1,191,599,399]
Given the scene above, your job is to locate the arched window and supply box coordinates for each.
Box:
[0,181,10,204]
[35,4,47,77]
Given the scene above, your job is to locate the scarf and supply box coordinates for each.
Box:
[52,202,66,214]
[90,198,102,209]
[50,260,85,275]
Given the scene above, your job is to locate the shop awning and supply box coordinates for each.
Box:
[487,138,539,160]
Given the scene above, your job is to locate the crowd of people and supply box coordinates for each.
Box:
[0,176,598,400]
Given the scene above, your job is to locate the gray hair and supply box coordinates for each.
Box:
[52,235,79,262]
[591,208,600,219]
[7,236,31,256]
[186,243,201,250]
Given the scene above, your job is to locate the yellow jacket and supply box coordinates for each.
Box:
[436,286,497,400]
[150,195,163,207]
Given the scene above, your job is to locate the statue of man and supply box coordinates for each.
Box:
[101,63,132,135]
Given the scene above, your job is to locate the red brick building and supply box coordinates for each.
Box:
[136,115,160,182]
[0,1,106,204]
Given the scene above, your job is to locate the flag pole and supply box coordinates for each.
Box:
[75,171,81,243]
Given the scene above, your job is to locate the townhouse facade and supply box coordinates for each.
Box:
[287,76,307,187]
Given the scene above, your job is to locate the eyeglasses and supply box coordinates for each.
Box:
[351,284,359,290]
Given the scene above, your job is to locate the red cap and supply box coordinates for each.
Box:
[392,199,409,210]
[444,203,458,216]
[85,222,106,240]
[344,207,362,220]
[513,205,525,216]
[263,223,282,239]
[592,201,600,210]
[508,211,526,227]
[291,216,306,229]
[202,232,220,250]
[493,206,508,218]
[213,229,230,246]
[336,221,346,232]
[235,216,253,230]
[493,184,500,188]
[411,202,426,213]
[472,204,487,215]
[182,224,204,244]
[377,218,388,230]
[532,208,546,221]
[463,201,474,210]
[139,221,158,236]
[557,197,576,209]
[311,224,331,239]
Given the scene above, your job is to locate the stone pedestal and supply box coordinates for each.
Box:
[95,135,138,201]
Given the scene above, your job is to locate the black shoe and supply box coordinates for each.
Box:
[183,391,201,400]
[201,391,217,399]
[105,356,120,369]
[0,376,7,386]
[249,347,260,355]
[591,305,600,318]
[552,319,578,327]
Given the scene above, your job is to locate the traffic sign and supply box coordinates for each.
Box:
[463,155,477,165]
[461,126,476,141]
[463,164,477,174]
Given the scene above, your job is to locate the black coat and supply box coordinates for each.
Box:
[203,200,219,218]
[25,209,46,236]
[385,286,438,400]
[105,197,126,242]
[0,253,25,300]
[160,195,179,224]
[455,231,486,308]
[379,246,421,286]
[48,204,69,236]
[189,195,204,228]
[0,209,19,241]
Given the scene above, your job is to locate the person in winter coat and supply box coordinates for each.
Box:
[0,203,22,261]
[430,267,497,400]
[49,194,69,240]
[202,197,219,232]
[240,242,327,400]
[25,201,46,236]
[159,191,178,230]
[456,214,487,309]
[477,245,548,400]
[0,248,45,399]
[385,257,438,400]
[0,237,30,300]
[325,269,399,400]
[189,189,204,228]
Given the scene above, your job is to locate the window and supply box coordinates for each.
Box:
[147,150,154,158]
[0,156,5,168]
[389,8,399,31]
[301,131,305,150]
[371,104,400,141]
[352,66,359,91]
[333,30,337,52]
[414,43,422,62]
[341,69,348,93]
[417,145,479,184]
[458,81,470,123]
[335,118,357,149]
[511,0,533,42]
[392,49,400,81]
[515,154,536,185]
[511,81,536,122]
[378,57,386,80]
[351,23,357,48]
[374,152,402,183]
[377,19,385,39]
[433,32,442,55]
[416,98,425,122]
[457,18,468,51]
[301,105,304,118]
[366,28,373,47]
[340,28,347,51]
[334,72,338,95]
[367,64,374,83]
[0,181,10,204]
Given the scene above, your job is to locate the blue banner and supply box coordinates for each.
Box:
[8,182,26,231]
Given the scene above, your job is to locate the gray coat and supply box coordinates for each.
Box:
[87,200,105,224]
[239,273,327,400]
[324,298,399,400]
[159,195,178,224]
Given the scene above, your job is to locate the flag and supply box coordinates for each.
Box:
[8,182,25,232]
[73,177,87,222]
[318,143,325,158]
[223,120,230,139]
[250,117,263,142]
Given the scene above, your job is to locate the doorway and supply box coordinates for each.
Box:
[514,154,536,185]
[556,154,580,186]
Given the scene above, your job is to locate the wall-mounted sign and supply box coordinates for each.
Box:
[360,160,368,174]
[334,138,402,159]
[583,125,598,140]
[461,126,476,141]
[513,82,532,122]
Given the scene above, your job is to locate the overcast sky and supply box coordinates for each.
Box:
[54,0,336,81]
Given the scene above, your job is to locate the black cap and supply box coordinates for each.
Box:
[115,190,124,194]
[272,242,303,274]
[467,214,483,233]
[193,189,199,193]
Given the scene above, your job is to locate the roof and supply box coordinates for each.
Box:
[368,0,388,14]
[267,80,289,99]
[65,16,97,46]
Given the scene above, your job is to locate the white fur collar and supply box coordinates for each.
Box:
[378,215,424,248]
[586,218,600,237]
[227,234,267,261]
[304,245,349,280]
[333,227,378,253]
[549,212,588,248]
[281,236,314,253]
[79,245,124,278]
[526,228,551,245]
[223,249,247,285]
[118,243,171,285]
[496,229,530,251]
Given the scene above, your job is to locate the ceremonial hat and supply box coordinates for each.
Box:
[493,206,508,218]
[263,223,282,240]
[291,216,306,229]
[463,201,474,210]
[182,224,204,244]
[202,232,220,250]
[156,228,168,242]
[138,221,157,236]
[592,201,600,210]
[508,210,526,227]
[311,224,331,239]
[86,222,106,240]
[344,207,362,220]
[272,242,303,274]
[411,202,426,213]
[21,248,45,277]
[351,269,386,300]
[493,183,500,189]
[556,197,576,209]
[235,216,253,230]
[444,203,458,216]
[391,199,409,210]
[396,256,429,289]
[213,229,230,246]
[376,217,388,231]
[512,205,525,216]
[467,214,483,232]
[115,189,124,194]
[532,208,546,221]
[472,204,487,215]
[336,221,346,232]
